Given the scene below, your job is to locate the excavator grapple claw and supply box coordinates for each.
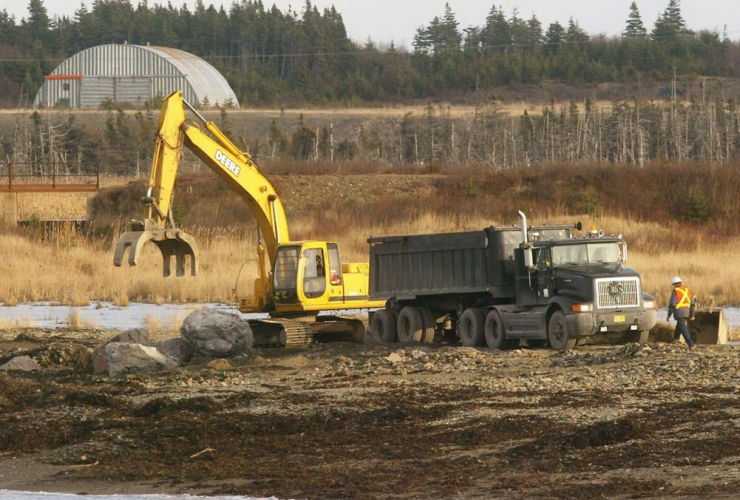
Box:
[113,228,199,277]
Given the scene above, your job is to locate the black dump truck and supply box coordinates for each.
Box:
[367,212,657,350]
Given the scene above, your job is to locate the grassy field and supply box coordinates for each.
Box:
[2,163,740,307]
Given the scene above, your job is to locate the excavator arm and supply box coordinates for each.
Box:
[113,91,290,282]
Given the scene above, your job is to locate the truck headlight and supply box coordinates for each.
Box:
[643,300,654,309]
[572,304,593,312]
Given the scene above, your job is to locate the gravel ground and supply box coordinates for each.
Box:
[0,328,738,499]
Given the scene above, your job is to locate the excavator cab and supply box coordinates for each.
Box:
[271,242,344,309]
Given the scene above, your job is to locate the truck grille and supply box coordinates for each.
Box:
[596,278,641,309]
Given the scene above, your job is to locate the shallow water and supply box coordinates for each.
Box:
[0,302,735,342]
[0,302,267,330]
[0,493,276,500]
[0,301,366,330]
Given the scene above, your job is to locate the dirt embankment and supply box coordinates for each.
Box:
[0,329,738,499]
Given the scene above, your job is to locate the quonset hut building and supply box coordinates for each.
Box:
[34,43,239,109]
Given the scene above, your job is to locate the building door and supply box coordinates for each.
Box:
[80,77,115,108]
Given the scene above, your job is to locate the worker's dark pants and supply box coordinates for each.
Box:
[673,317,695,347]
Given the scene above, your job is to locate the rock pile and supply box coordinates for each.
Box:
[89,309,253,377]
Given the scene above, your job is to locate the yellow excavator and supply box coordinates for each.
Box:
[114,90,384,347]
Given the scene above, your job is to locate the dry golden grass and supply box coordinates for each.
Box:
[0,226,259,304]
[67,309,83,329]
[0,100,619,120]
[17,193,89,220]
[2,210,739,307]
[66,308,99,329]
[225,100,616,118]
[144,312,189,341]
[0,318,35,328]
[8,175,139,223]
[3,165,740,309]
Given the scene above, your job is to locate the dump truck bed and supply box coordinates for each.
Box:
[368,226,571,302]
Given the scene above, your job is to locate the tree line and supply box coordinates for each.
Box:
[4,80,740,179]
[0,0,737,107]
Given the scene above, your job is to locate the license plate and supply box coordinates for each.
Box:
[614,315,626,323]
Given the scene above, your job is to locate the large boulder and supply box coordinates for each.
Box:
[180,309,253,357]
[110,328,150,346]
[93,328,151,374]
[0,356,41,372]
[152,338,194,366]
[105,343,178,378]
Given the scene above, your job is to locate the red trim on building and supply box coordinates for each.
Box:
[44,74,83,80]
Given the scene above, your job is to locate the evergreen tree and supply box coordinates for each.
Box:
[24,0,51,47]
[462,25,481,54]
[545,21,565,48]
[509,9,529,46]
[482,5,511,50]
[413,4,460,57]
[0,0,736,108]
[623,2,647,38]
[652,0,689,39]
[525,15,543,46]
[565,18,589,43]
[439,3,461,51]
[413,24,431,55]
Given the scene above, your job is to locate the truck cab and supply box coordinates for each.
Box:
[512,230,657,349]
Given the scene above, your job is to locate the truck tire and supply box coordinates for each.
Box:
[397,307,424,343]
[459,308,486,347]
[484,310,514,350]
[418,307,436,343]
[548,310,576,351]
[369,309,397,343]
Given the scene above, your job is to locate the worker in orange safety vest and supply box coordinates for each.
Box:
[667,276,696,348]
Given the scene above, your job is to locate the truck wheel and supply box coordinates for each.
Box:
[418,307,436,343]
[459,308,485,347]
[369,309,397,343]
[484,310,512,350]
[548,310,576,351]
[397,307,424,343]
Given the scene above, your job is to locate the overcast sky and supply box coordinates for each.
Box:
[6,0,738,47]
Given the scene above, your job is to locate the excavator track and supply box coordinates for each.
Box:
[314,314,369,343]
[338,314,370,343]
[249,319,314,348]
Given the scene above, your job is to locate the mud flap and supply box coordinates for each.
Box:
[113,229,199,277]
[690,309,728,345]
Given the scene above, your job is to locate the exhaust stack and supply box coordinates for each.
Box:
[518,210,528,243]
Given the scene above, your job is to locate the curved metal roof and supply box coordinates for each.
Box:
[34,43,239,108]
[140,45,238,107]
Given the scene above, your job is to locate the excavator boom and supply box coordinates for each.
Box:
[114,91,289,282]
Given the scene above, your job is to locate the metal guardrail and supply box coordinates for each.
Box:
[0,162,100,193]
